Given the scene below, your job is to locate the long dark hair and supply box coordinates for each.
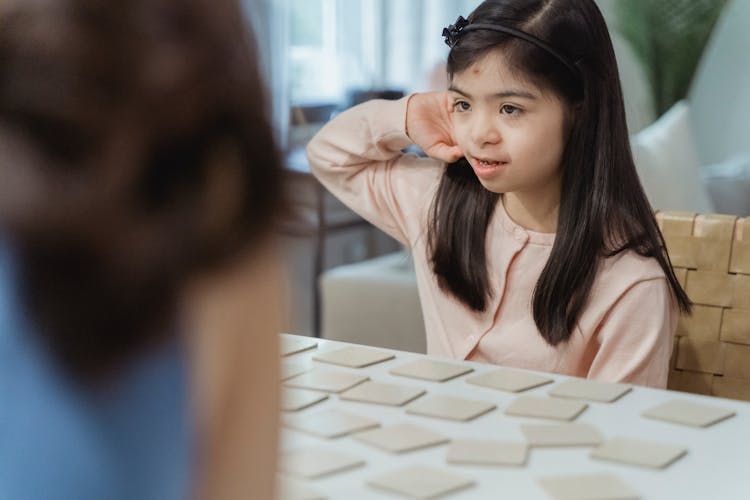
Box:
[0,0,284,378]
[428,0,691,345]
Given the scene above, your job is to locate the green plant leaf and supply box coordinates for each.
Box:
[614,0,727,115]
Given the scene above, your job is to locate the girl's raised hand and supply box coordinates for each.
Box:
[406,92,463,163]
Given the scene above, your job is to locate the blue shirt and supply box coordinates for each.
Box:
[0,242,193,500]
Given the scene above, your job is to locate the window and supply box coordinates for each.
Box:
[276,0,463,149]
[289,0,341,104]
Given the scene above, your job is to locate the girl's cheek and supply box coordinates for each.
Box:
[450,119,466,139]
[451,127,466,149]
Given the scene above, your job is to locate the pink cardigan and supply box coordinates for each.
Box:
[307,96,677,388]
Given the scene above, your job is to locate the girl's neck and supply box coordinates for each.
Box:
[502,189,560,234]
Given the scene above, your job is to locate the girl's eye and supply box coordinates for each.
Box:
[501,104,521,115]
[453,100,471,112]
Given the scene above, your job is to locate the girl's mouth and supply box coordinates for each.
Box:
[470,156,508,178]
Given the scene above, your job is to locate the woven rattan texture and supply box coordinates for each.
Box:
[657,212,750,401]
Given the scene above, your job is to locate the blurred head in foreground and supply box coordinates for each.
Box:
[0,0,284,498]
[0,0,283,378]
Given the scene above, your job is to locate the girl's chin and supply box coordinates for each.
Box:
[477,180,506,194]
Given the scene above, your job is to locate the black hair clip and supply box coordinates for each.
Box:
[442,15,469,48]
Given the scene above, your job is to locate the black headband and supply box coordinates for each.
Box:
[442,16,579,77]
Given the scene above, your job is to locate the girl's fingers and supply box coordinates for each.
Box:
[431,144,463,163]
[445,146,463,162]
[443,92,453,116]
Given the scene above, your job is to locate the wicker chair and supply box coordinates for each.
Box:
[657,212,750,401]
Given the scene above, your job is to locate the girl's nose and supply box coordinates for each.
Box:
[471,117,502,147]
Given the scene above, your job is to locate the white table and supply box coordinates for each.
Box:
[278,334,750,499]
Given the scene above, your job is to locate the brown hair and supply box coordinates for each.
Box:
[0,0,284,378]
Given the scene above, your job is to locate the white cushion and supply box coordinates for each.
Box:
[689,0,750,166]
[630,101,715,213]
[701,154,750,216]
[320,252,426,354]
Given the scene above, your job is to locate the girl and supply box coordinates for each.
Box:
[307,0,691,388]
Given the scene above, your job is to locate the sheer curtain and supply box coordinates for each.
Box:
[245,0,476,148]
[381,0,477,92]
[244,0,290,149]
[285,0,471,101]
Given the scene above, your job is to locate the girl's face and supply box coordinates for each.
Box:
[449,49,568,197]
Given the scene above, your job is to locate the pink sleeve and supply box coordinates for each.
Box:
[305,95,443,246]
[587,278,677,388]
